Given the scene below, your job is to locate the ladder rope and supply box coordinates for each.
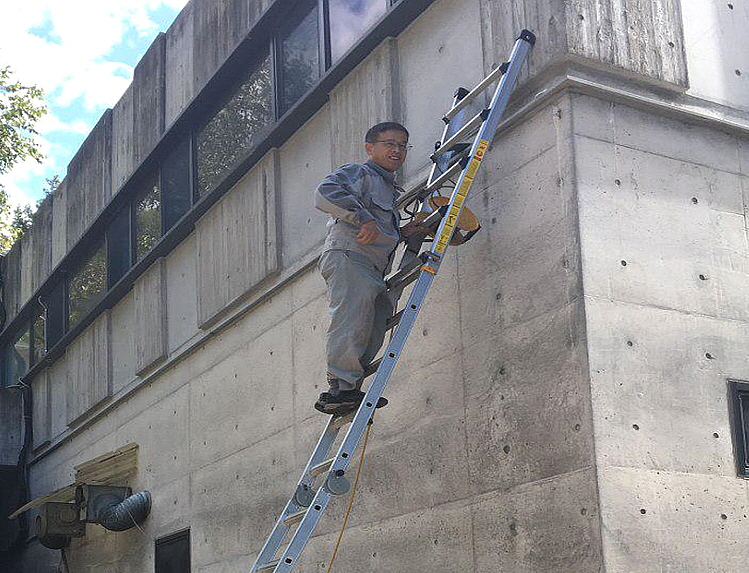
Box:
[325,414,375,573]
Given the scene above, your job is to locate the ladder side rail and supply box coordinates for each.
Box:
[272,486,335,573]
[270,270,438,572]
[250,420,340,572]
[428,31,534,263]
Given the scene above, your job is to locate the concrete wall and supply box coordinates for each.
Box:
[681,1,749,111]
[573,94,749,571]
[5,0,749,571]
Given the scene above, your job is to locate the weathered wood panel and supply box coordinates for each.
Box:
[134,34,166,163]
[65,313,111,424]
[134,258,168,374]
[329,39,399,167]
[196,150,279,326]
[479,0,687,88]
[2,241,23,322]
[65,110,113,249]
[111,83,135,192]
[111,35,165,193]
[30,196,53,299]
[193,0,252,92]
[32,370,51,450]
[51,178,68,268]
[166,2,196,127]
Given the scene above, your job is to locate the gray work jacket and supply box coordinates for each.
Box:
[314,160,402,273]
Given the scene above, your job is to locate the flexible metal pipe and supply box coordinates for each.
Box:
[97,491,151,532]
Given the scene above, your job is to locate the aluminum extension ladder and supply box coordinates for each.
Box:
[250,29,536,573]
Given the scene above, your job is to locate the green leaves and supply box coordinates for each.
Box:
[0,66,48,254]
[0,65,47,176]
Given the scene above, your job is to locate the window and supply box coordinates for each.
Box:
[107,205,132,287]
[2,325,30,387]
[155,529,190,573]
[68,241,106,329]
[277,0,321,115]
[32,306,45,364]
[161,137,192,232]
[329,0,388,62]
[196,53,273,198]
[134,172,162,262]
[729,380,749,477]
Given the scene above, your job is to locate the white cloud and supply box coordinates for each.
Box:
[0,1,188,110]
[0,0,188,206]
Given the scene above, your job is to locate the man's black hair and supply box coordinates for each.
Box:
[365,122,409,143]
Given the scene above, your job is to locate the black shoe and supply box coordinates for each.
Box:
[314,389,388,416]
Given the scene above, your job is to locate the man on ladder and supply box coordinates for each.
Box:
[313,121,426,416]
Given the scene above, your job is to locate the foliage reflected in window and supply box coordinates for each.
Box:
[69,241,106,329]
[2,325,30,387]
[278,1,320,115]
[46,280,66,349]
[32,307,45,364]
[196,54,273,198]
[134,172,161,262]
[329,0,388,62]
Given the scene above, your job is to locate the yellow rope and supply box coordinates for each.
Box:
[325,414,375,573]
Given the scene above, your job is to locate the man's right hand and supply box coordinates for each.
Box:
[357,220,380,244]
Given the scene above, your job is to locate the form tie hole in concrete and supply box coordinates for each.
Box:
[632,424,640,431]
[728,2,734,8]
[668,41,675,48]
[627,340,633,347]
[503,445,511,454]
[713,432,720,438]
[578,13,584,20]
[614,179,621,186]
[640,509,647,514]
[721,514,728,520]
[692,197,699,204]
[621,260,627,266]
[496,292,502,300]
[706,352,715,360]
[574,423,581,431]
[422,328,428,336]
[699,274,708,281]
[581,508,588,515]
[736,70,742,76]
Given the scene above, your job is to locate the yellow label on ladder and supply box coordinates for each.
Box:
[434,138,489,254]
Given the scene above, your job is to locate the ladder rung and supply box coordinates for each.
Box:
[386,253,427,290]
[431,109,487,161]
[283,509,307,527]
[443,63,506,123]
[385,309,403,330]
[364,358,382,378]
[256,559,279,572]
[424,161,463,193]
[309,458,334,477]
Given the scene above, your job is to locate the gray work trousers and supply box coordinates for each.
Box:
[319,249,394,392]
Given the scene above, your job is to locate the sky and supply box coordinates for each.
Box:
[0,0,189,211]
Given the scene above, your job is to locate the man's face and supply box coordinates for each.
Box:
[365,129,408,173]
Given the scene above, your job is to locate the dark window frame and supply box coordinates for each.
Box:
[728,379,749,478]
[155,528,190,573]
[274,0,323,117]
[161,137,194,234]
